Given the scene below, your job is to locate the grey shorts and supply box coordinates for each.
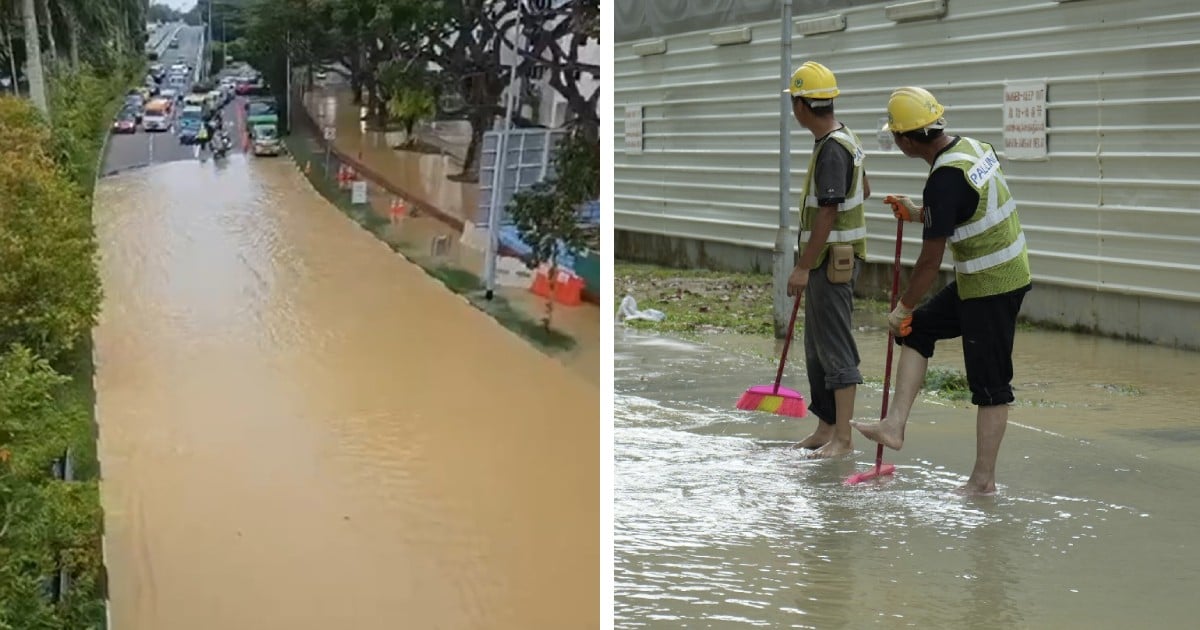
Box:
[802,257,863,422]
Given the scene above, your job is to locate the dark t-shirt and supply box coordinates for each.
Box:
[922,137,980,239]
[812,126,855,207]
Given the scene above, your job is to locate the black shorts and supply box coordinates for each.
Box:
[897,282,1031,406]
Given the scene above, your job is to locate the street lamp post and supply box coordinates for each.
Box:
[483,1,525,301]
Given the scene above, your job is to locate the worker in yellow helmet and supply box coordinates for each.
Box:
[852,87,1032,495]
[783,61,872,458]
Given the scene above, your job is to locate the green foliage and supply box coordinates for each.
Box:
[0,57,128,628]
[507,130,595,331]
[387,86,436,142]
[0,346,104,629]
[0,96,102,364]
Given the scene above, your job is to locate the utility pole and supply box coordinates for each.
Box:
[773,0,794,338]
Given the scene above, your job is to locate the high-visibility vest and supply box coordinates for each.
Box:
[932,137,1032,299]
[799,127,867,268]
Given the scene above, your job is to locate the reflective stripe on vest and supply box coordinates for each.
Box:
[800,226,868,243]
[937,137,1024,274]
[799,127,867,265]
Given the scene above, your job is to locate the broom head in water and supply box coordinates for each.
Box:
[735,385,808,418]
[844,462,897,485]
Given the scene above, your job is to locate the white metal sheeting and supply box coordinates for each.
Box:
[614,0,1200,304]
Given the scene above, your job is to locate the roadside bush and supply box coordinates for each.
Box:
[0,346,104,629]
[0,97,102,364]
[49,61,141,186]
[0,58,136,628]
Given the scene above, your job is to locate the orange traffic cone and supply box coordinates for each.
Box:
[389,197,407,222]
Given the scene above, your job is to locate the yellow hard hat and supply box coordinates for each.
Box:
[882,87,946,133]
[783,61,840,101]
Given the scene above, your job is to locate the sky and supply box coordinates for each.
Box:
[156,1,197,11]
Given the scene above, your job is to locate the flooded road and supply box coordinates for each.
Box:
[93,155,598,629]
[615,322,1200,628]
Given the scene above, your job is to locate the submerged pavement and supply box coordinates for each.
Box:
[93,151,598,627]
[615,321,1200,628]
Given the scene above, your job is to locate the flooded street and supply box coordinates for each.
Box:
[615,322,1200,628]
[93,155,597,629]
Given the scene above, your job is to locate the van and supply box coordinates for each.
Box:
[142,98,172,132]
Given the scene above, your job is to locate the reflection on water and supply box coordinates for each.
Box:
[93,155,598,629]
[616,327,1200,628]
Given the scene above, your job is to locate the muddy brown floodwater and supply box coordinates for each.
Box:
[93,155,597,629]
[616,322,1200,628]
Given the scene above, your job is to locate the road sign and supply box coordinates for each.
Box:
[323,126,336,141]
[350,180,367,205]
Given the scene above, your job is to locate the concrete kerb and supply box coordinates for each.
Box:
[291,97,466,233]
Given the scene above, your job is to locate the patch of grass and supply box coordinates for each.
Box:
[924,366,971,401]
[616,261,892,336]
[616,262,776,336]
[52,339,99,483]
[429,266,576,352]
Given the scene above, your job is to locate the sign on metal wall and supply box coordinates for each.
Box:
[1003,80,1048,160]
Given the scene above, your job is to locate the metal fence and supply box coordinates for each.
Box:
[614,0,1200,346]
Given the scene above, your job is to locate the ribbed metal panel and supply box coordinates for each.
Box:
[615,0,1200,303]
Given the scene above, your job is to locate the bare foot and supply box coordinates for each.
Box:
[850,418,905,450]
[793,421,834,450]
[956,477,997,496]
[806,438,853,459]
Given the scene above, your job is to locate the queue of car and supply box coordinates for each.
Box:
[112,59,283,158]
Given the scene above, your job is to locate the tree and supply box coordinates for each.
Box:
[423,0,521,181]
[387,83,435,146]
[518,0,599,141]
[506,129,593,332]
[19,0,47,115]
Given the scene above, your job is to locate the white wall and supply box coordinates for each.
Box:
[614,0,1200,344]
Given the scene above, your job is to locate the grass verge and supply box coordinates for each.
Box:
[284,128,576,354]
[616,261,894,336]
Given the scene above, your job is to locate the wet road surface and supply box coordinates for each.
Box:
[615,323,1200,628]
[103,25,218,175]
[93,138,598,625]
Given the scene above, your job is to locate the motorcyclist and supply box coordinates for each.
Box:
[197,123,210,151]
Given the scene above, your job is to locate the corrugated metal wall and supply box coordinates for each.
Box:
[614,0,1200,317]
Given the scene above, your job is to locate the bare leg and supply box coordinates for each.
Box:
[793,420,833,449]
[808,385,856,458]
[851,346,927,450]
[959,405,1007,495]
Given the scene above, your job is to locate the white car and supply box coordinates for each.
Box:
[142,112,170,131]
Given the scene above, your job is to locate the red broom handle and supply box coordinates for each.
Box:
[877,219,905,472]
[772,295,803,394]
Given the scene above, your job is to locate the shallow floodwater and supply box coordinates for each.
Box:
[615,323,1200,628]
[93,156,598,629]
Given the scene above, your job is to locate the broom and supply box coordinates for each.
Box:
[845,217,904,484]
[735,295,808,418]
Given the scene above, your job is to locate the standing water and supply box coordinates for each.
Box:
[93,156,598,629]
[615,323,1200,628]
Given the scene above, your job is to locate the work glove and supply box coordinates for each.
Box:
[884,195,924,223]
[888,302,914,337]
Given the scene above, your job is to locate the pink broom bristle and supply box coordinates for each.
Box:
[776,397,808,418]
[735,387,808,418]
[735,392,765,411]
